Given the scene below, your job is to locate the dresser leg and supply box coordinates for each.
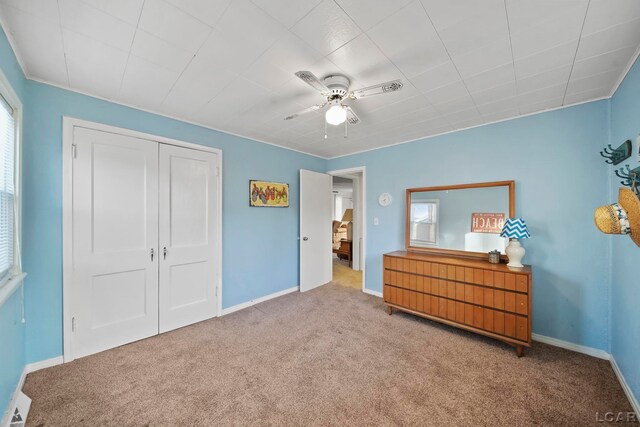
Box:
[515,345,524,358]
[386,306,393,315]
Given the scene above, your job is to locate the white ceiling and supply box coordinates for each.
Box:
[1,0,640,158]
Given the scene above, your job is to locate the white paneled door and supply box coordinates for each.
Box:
[72,127,160,359]
[159,144,218,333]
[70,126,220,359]
[299,169,332,292]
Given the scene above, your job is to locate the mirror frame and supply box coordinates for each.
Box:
[405,180,515,259]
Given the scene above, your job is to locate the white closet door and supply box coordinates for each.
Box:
[72,127,159,359]
[159,144,219,333]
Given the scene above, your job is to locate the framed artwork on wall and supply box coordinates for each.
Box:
[250,180,289,207]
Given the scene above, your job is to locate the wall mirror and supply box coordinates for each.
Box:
[406,181,515,259]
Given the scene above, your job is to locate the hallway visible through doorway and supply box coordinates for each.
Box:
[329,167,365,292]
[332,256,362,289]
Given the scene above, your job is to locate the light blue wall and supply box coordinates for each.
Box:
[1,12,637,416]
[0,25,26,422]
[609,55,640,406]
[22,81,326,363]
[328,101,612,350]
[0,17,326,411]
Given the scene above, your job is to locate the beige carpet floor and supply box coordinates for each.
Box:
[24,284,633,426]
[332,257,362,290]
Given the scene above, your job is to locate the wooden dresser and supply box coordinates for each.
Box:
[383,251,532,356]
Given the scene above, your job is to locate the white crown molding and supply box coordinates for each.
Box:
[21,74,617,162]
[0,12,29,79]
[327,96,611,159]
[4,19,636,161]
[26,76,329,160]
[27,73,617,161]
[609,44,640,98]
[0,15,326,160]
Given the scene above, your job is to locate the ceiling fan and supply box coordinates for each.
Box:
[284,71,403,136]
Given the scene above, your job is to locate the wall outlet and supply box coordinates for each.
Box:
[373,217,379,225]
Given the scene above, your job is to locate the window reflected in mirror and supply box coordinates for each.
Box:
[410,199,439,247]
[407,182,514,256]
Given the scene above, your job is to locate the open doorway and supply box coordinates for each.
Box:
[329,167,365,292]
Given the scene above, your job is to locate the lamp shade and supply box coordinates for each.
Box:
[500,218,530,239]
[325,104,346,125]
[341,208,353,222]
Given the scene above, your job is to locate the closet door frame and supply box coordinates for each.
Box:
[62,117,223,363]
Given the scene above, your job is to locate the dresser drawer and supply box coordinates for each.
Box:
[383,252,532,356]
[386,257,529,294]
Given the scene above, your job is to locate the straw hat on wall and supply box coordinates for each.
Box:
[594,187,640,247]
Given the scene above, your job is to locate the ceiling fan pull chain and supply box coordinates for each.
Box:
[324,120,328,140]
[344,116,348,139]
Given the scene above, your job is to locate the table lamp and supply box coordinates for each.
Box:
[500,218,530,268]
[342,208,353,240]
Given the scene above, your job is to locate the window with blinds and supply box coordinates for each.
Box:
[0,94,16,283]
[409,200,439,247]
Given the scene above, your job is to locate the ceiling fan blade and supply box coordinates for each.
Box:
[350,80,403,99]
[284,102,327,120]
[345,106,361,125]
[295,71,330,95]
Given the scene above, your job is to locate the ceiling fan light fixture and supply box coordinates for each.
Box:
[325,104,346,125]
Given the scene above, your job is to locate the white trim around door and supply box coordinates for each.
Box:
[327,166,366,293]
[62,117,223,362]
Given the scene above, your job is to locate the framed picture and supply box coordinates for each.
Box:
[250,180,289,207]
[471,213,505,234]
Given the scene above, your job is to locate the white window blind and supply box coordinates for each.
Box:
[410,200,439,246]
[0,94,16,282]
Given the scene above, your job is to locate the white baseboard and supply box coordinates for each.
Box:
[25,356,63,373]
[363,288,382,298]
[1,356,63,427]
[506,334,639,415]
[4,312,636,423]
[610,356,640,417]
[532,333,610,360]
[221,286,299,316]
[2,370,26,427]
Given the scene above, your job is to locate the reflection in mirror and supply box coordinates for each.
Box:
[409,186,510,254]
[410,199,439,246]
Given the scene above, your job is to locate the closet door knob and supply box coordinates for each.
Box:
[150,248,155,261]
